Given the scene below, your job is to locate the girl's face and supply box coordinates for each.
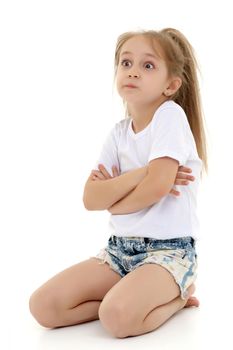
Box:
[116,35,171,107]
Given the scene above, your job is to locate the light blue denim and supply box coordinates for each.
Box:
[94,235,198,300]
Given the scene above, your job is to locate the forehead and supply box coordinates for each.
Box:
[120,35,163,60]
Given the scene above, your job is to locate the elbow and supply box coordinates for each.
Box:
[82,194,93,211]
[82,188,96,210]
[82,195,105,211]
[83,201,91,211]
[83,201,96,211]
[83,200,95,211]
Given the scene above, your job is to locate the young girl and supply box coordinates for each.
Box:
[29,28,208,338]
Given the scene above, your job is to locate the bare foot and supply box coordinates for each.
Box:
[184,284,200,308]
[184,296,200,308]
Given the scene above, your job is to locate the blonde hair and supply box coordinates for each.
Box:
[114,28,208,178]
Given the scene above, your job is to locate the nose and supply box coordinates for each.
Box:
[128,73,140,78]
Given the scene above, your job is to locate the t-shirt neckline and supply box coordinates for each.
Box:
[128,118,151,139]
[128,100,174,140]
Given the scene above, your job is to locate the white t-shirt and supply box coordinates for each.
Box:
[93,100,203,241]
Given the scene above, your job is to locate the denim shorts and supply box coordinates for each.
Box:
[93,235,198,300]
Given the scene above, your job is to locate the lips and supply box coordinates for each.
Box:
[124,84,138,88]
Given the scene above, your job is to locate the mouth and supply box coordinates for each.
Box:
[124,84,138,89]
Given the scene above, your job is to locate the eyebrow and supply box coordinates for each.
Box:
[120,51,160,60]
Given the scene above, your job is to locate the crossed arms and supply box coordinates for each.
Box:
[83,157,186,214]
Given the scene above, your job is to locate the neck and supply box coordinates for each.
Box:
[128,96,169,133]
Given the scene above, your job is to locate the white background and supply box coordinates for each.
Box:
[0,0,232,349]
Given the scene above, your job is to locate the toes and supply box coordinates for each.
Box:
[185,296,200,308]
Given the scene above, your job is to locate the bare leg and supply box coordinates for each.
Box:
[99,261,200,339]
[128,284,198,337]
[29,258,121,328]
[53,300,102,328]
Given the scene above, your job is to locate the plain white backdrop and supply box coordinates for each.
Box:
[1,0,232,349]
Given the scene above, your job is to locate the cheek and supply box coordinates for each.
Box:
[115,74,123,92]
[145,75,167,91]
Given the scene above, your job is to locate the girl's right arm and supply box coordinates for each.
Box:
[83,166,148,211]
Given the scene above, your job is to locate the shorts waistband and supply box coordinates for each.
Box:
[111,235,195,247]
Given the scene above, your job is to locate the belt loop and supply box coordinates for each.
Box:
[110,235,116,244]
[192,237,195,248]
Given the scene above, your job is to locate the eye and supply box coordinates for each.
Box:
[144,62,155,70]
[121,59,131,67]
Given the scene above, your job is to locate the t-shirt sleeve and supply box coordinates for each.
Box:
[92,125,120,177]
[148,107,190,166]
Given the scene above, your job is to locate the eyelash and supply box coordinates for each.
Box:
[120,59,155,70]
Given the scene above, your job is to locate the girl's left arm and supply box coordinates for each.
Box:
[108,157,179,214]
[108,175,162,214]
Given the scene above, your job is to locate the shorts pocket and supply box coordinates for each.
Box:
[169,248,187,259]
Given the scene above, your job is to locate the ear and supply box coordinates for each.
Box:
[163,77,182,97]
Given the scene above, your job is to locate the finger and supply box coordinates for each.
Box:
[112,165,119,177]
[91,170,105,180]
[91,172,104,180]
[98,164,112,179]
[178,166,192,173]
[174,179,189,185]
[176,172,195,181]
[170,188,180,196]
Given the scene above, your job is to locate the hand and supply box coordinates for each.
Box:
[170,166,195,196]
[90,164,195,198]
[90,164,119,181]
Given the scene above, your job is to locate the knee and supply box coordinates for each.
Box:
[29,288,59,329]
[98,300,131,339]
